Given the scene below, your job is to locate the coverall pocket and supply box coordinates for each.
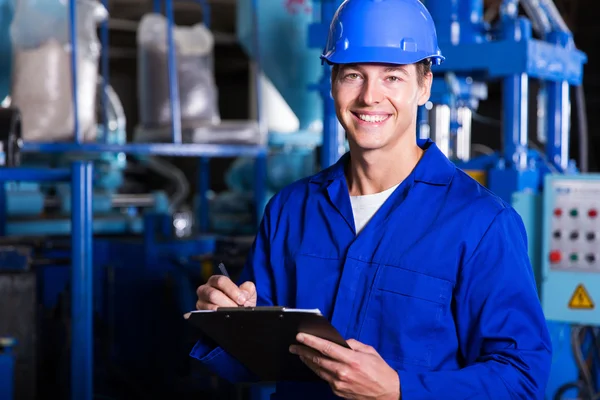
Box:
[359,265,453,368]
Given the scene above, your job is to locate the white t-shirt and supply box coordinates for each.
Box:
[350,183,400,234]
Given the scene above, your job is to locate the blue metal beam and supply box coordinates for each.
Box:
[0,168,71,182]
[21,142,267,157]
[433,37,586,85]
[546,79,570,172]
[70,161,94,400]
[503,74,529,169]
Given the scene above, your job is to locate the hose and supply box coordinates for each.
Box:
[539,0,571,33]
[575,84,588,172]
[554,326,600,400]
[514,1,589,173]
[96,76,127,144]
[520,0,552,35]
[141,156,190,213]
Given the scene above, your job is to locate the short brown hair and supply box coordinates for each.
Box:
[415,59,432,87]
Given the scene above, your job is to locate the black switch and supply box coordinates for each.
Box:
[570,231,579,240]
[586,254,596,263]
[553,230,561,239]
[586,232,596,241]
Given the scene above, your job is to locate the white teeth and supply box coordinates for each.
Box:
[358,114,388,123]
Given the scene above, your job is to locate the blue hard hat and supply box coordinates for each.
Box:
[321,0,444,66]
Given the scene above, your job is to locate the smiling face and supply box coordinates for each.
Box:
[331,62,432,154]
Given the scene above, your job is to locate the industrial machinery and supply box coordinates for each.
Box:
[414,1,598,398]
[0,337,15,400]
[0,0,267,399]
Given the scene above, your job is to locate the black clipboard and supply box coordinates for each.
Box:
[184,306,350,382]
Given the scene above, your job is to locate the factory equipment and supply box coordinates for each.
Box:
[0,0,267,399]
[0,247,37,400]
[418,0,598,398]
[542,174,600,325]
[0,337,15,400]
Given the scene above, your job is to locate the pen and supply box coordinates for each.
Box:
[218,262,230,278]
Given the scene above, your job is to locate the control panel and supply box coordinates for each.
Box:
[547,182,599,273]
[541,174,600,326]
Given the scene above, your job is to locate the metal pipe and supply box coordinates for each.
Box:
[320,0,342,169]
[101,0,109,144]
[455,107,472,162]
[69,0,81,144]
[45,193,156,209]
[21,142,267,156]
[321,68,341,169]
[539,0,570,34]
[251,0,267,149]
[519,0,552,35]
[503,74,529,169]
[430,105,451,158]
[546,80,570,171]
[575,84,588,173]
[165,0,182,144]
[112,194,157,208]
[70,160,93,400]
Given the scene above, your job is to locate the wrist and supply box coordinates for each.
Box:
[383,371,401,400]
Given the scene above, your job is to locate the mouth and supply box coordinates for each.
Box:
[351,112,392,124]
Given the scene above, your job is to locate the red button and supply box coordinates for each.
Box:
[554,208,563,217]
[549,251,562,263]
[589,209,598,218]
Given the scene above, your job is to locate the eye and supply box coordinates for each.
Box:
[387,76,402,82]
[343,73,360,80]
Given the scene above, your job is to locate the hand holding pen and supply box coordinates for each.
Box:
[195,262,257,310]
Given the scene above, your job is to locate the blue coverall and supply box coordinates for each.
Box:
[191,139,553,399]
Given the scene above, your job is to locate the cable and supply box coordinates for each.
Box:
[470,111,560,174]
[140,156,190,213]
[554,325,600,400]
[575,84,589,173]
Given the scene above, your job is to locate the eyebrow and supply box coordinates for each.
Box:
[383,66,410,76]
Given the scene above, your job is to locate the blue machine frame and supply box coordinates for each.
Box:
[0,0,267,399]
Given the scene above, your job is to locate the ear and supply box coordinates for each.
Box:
[417,72,433,106]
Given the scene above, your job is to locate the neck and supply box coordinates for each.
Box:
[346,136,423,196]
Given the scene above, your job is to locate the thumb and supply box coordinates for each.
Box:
[239,281,257,302]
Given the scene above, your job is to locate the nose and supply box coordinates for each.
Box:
[358,78,383,106]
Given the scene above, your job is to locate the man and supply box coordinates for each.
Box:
[191,0,552,398]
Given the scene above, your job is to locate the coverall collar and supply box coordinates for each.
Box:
[310,139,455,186]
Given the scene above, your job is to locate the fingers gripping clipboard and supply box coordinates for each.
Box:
[184,307,350,382]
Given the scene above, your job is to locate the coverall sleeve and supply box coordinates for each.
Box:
[189,199,277,383]
[397,207,552,400]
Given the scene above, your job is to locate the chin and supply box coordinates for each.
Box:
[348,132,389,151]
[350,139,388,152]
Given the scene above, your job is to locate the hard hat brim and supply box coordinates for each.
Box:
[321,46,445,66]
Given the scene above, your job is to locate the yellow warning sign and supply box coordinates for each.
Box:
[568,284,595,310]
